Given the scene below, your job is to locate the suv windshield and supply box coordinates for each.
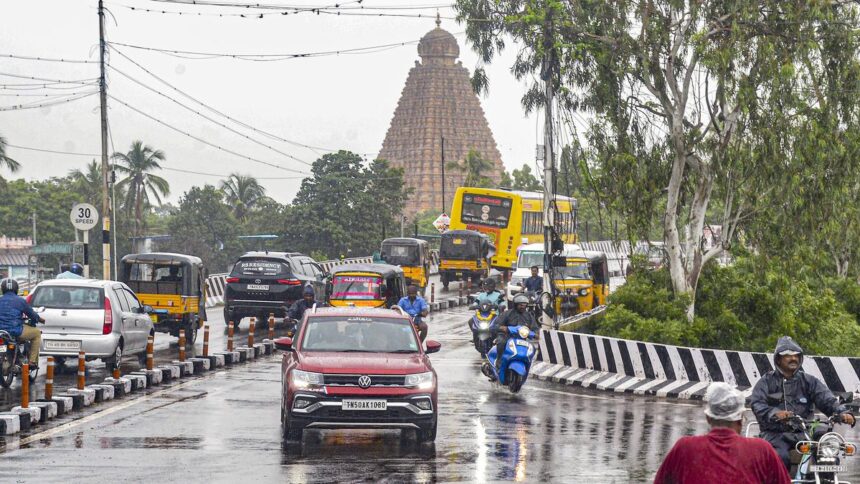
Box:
[517,251,543,269]
[32,286,104,309]
[231,259,290,278]
[301,316,418,353]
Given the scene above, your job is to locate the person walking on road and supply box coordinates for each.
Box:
[654,382,790,484]
[396,285,429,342]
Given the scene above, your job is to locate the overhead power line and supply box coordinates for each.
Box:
[108,63,312,166]
[0,91,98,111]
[0,72,99,85]
[0,54,97,64]
[108,94,311,175]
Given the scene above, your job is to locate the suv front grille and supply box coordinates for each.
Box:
[324,374,406,387]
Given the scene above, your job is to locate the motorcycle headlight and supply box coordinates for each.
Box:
[518,326,530,339]
[479,321,489,330]
[290,369,324,389]
[818,435,842,460]
[405,371,434,390]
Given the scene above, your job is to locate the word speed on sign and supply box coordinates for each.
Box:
[70,203,99,231]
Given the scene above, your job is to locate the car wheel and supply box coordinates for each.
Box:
[105,343,123,371]
[416,415,437,443]
[282,407,303,442]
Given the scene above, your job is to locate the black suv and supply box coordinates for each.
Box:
[224,252,327,326]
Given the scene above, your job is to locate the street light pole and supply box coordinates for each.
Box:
[98,0,112,280]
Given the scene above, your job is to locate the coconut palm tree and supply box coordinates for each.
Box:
[0,134,21,173]
[446,149,494,188]
[220,173,266,221]
[112,141,170,238]
[69,160,103,203]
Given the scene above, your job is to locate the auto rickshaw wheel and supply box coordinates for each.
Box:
[184,319,198,345]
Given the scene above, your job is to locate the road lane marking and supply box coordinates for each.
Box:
[2,376,212,453]
[528,385,699,407]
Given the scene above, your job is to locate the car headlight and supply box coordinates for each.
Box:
[578,288,589,296]
[518,326,530,339]
[405,371,434,390]
[818,435,842,459]
[290,369,324,389]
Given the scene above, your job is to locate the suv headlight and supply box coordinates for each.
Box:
[818,435,842,459]
[290,369,324,389]
[405,371,434,390]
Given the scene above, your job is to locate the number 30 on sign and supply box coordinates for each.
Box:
[70,203,99,231]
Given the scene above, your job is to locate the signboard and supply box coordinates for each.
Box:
[70,203,99,231]
[432,213,450,233]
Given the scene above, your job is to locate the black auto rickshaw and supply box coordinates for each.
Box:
[380,238,431,294]
[120,253,207,343]
[326,263,407,308]
[438,229,495,290]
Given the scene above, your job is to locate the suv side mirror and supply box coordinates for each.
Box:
[140,305,154,314]
[274,337,293,352]
[425,340,441,354]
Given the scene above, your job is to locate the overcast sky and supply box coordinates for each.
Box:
[0,0,539,206]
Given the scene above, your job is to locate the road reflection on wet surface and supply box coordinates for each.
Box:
[0,294,858,483]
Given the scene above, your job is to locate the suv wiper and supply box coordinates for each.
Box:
[337,349,373,353]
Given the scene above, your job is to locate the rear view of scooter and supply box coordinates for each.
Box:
[468,301,499,356]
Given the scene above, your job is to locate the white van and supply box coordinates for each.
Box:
[506,243,583,298]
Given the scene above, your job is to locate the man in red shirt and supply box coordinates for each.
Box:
[654,382,790,484]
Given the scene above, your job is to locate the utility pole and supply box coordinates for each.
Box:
[440,136,446,214]
[98,0,112,280]
[541,11,558,329]
[31,212,36,246]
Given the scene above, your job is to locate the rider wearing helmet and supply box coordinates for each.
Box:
[492,293,539,372]
[475,278,505,309]
[56,263,84,279]
[0,279,44,369]
[288,285,323,323]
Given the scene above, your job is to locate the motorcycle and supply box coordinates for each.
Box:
[746,408,857,483]
[481,324,537,393]
[0,318,43,388]
[468,301,500,356]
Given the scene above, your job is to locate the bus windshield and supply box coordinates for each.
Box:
[460,193,512,228]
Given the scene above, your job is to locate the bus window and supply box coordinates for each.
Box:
[460,194,512,228]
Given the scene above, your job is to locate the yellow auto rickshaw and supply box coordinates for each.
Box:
[438,230,494,291]
[326,263,406,308]
[380,238,431,294]
[120,253,207,343]
[554,249,609,318]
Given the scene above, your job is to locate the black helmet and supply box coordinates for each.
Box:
[70,263,84,276]
[1,278,19,295]
[482,278,496,290]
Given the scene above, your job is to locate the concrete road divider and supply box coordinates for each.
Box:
[0,413,21,434]
[65,387,96,407]
[262,340,274,355]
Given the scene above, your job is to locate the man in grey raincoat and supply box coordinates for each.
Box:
[750,336,856,469]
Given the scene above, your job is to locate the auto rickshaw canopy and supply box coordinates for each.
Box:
[439,230,495,261]
[380,238,429,267]
[120,252,205,296]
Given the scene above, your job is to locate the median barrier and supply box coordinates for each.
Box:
[533,328,860,401]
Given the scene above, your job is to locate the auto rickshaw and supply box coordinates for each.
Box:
[380,238,431,294]
[554,249,609,318]
[438,230,495,290]
[120,253,207,343]
[326,263,406,308]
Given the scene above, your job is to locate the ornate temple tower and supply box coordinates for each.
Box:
[378,16,504,218]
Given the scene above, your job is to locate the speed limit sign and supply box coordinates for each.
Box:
[70,203,99,231]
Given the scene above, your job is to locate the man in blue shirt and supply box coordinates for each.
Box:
[0,279,44,369]
[396,285,429,342]
[522,266,543,293]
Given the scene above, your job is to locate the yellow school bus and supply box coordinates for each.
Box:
[449,187,577,270]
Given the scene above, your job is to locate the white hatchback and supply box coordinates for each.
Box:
[29,279,154,370]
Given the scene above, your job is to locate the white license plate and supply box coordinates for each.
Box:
[342,399,387,411]
[516,340,531,347]
[44,340,81,351]
[809,465,845,473]
[246,284,269,291]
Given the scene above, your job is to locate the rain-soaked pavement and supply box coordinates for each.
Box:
[2,288,860,483]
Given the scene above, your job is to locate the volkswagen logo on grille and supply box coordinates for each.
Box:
[358,375,372,389]
[254,279,261,284]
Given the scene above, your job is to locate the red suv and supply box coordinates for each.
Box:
[275,307,441,443]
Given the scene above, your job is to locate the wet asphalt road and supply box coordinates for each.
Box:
[2,289,860,483]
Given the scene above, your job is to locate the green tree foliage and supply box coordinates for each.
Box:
[509,164,541,191]
[446,150,494,188]
[593,256,860,356]
[0,134,20,173]
[159,185,240,272]
[69,160,103,205]
[283,151,410,260]
[112,141,170,239]
[220,173,267,222]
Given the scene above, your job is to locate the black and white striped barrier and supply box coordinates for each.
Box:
[533,329,860,401]
[205,273,227,308]
[0,340,279,435]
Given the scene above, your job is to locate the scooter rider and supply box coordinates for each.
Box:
[0,279,45,370]
[493,293,538,372]
[397,285,429,342]
[750,335,856,469]
[475,278,505,309]
[56,263,84,279]
[288,285,323,327]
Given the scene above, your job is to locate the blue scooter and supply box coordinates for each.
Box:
[481,325,537,393]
